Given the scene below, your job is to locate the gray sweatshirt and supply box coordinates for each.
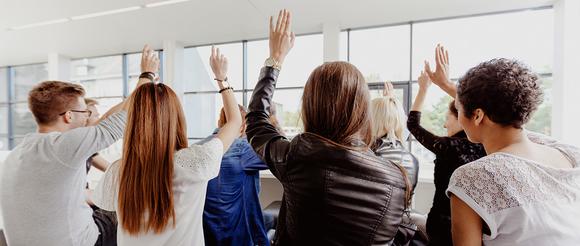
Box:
[0,111,127,246]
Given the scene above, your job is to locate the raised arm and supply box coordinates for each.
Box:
[246,9,295,179]
[425,44,457,98]
[411,71,431,112]
[408,71,449,154]
[98,45,158,123]
[210,46,243,153]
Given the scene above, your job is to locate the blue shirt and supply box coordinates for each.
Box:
[201,132,270,246]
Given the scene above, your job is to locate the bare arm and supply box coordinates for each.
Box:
[425,44,457,98]
[450,194,483,246]
[89,154,110,172]
[97,45,158,123]
[411,70,431,112]
[210,46,242,153]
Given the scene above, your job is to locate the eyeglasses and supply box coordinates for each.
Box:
[59,110,92,117]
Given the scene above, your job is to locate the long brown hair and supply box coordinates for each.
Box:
[301,62,373,149]
[302,62,411,207]
[118,83,188,235]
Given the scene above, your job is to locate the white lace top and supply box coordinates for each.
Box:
[446,137,580,246]
[93,138,223,246]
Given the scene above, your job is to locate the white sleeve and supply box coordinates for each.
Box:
[175,137,224,181]
[93,161,121,212]
[446,164,499,238]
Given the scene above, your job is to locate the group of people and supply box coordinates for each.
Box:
[0,9,579,246]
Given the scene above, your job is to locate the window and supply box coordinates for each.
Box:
[247,34,323,89]
[0,68,8,143]
[71,55,124,114]
[339,31,348,62]
[343,8,554,182]
[525,75,552,135]
[13,64,48,102]
[0,68,8,102]
[11,64,48,141]
[412,9,553,79]
[12,102,36,136]
[71,55,123,98]
[246,89,304,137]
[349,25,411,83]
[183,44,243,92]
[183,92,243,139]
[127,51,163,92]
[0,106,7,134]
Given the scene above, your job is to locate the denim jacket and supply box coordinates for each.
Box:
[202,130,270,246]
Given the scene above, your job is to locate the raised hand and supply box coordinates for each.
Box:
[269,9,295,66]
[210,46,228,83]
[141,45,160,75]
[418,70,432,90]
[424,44,452,87]
[383,81,395,97]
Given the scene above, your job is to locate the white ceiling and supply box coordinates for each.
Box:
[0,0,554,66]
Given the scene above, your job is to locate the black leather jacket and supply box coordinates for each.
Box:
[246,66,408,246]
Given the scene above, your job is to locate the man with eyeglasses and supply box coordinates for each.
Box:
[0,45,159,246]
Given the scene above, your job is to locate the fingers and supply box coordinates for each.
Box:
[275,9,283,32]
[444,49,449,65]
[436,44,444,67]
[290,32,296,46]
[279,9,288,33]
[424,60,434,77]
[269,16,274,34]
[285,10,292,34]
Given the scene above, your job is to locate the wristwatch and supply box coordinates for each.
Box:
[264,57,282,70]
[219,80,231,89]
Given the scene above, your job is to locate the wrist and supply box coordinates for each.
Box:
[265,57,283,70]
[139,72,156,81]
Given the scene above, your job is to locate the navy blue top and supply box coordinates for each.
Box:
[201,131,270,246]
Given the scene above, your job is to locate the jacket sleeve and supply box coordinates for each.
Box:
[406,110,449,155]
[241,141,269,172]
[245,66,291,181]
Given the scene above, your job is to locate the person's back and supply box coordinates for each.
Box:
[94,47,243,246]
[271,133,407,245]
[448,58,580,245]
[203,136,269,246]
[246,11,408,245]
[448,136,580,245]
[0,81,127,246]
[93,139,224,245]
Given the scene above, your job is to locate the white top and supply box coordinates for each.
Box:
[93,137,223,246]
[447,137,580,246]
[0,112,127,246]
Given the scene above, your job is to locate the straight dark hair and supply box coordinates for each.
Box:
[301,62,373,149]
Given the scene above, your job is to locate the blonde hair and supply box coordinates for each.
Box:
[371,96,405,142]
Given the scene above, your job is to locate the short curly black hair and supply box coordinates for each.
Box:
[457,58,543,128]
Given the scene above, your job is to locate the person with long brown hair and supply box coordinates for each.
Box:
[93,46,242,246]
[245,10,408,245]
[0,46,160,246]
